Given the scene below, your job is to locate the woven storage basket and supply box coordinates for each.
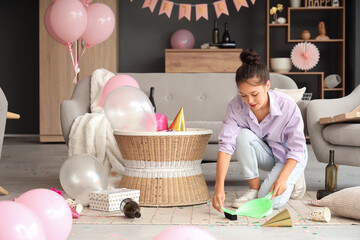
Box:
[114,128,212,207]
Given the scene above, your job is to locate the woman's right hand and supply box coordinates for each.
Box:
[212,187,225,212]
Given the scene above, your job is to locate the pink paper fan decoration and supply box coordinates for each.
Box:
[291,42,320,71]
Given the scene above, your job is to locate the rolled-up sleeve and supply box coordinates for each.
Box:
[218,102,242,156]
[283,105,306,163]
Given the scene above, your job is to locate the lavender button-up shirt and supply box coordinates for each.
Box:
[218,89,306,163]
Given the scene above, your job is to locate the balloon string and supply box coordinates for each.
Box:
[81,47,87,57]
[67,43,80,83]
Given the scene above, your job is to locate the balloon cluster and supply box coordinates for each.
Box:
[0,189,72,240]
[102,75,157,132]
[44,0,115,81]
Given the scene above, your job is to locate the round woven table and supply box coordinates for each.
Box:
[114,128,212,207]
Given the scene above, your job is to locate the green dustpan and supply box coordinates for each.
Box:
[223,191,273,219]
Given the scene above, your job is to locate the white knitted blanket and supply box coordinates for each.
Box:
[68,69,125,175]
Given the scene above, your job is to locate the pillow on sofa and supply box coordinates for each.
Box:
[318,186,360,220]
[274,87,306,102]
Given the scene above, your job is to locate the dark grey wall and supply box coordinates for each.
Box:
[0,1,39,134]
[118,0,265,72]
[0,0,359,134]
[345,0,360,94]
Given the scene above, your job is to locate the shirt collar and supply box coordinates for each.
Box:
[268,90,282,116]
[238,90,282,116]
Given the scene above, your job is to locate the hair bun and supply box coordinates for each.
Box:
[240,49,261,65]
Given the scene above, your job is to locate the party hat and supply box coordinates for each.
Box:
[261,209,292,227]
[0,186,9,195]
[169,107,186,131]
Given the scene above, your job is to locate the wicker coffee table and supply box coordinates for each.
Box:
[114,128,212,207]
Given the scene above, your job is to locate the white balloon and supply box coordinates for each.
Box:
[104,86,157,132]
[59,154,108,206]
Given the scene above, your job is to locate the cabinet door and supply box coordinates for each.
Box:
[39,0,118,142]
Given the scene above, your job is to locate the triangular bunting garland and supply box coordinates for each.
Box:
[137,0,256,21]
[233,0,249,12]
[159,0,174,18]
[142,0,159,13]
[213,0,229,18]
[179,3,191,20]
[195,4,208,21]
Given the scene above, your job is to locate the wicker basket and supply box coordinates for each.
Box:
[114,128,212,207]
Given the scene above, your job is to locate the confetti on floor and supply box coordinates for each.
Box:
[72,191,360,226]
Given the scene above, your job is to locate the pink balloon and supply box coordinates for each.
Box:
[0,201,46,240]
[101,75,139,107]
[50,0,87,43]
[17,189,72,240]
[154,226,216,240]
[170,29,195,49]
[44,4,67,44]
[81,3,115,46]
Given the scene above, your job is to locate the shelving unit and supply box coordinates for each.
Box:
[266,0,346,99]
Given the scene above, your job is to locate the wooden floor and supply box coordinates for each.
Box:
[74,191,359,226]
[0,137,360,239]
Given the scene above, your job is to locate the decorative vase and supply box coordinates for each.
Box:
[324,74,341,88]
[270,58,292,73]
[300,30,311,41]
[290,0,301,7]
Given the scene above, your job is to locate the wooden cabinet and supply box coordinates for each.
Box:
[39,0,118,142]
[265,0,345,99]
[165,49,242,73]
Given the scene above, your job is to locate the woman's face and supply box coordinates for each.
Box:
[238,78,270,112]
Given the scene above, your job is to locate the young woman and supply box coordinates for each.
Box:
[212,49,307,212]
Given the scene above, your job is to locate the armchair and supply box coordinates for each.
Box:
[0,88,7,159]
[0,88,8,195]
[307,85,360,167]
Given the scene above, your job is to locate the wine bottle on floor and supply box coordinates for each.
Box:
[120,198,141,218]
[325,150,338,191]
[149,87,156,113]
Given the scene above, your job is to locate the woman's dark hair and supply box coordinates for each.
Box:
[235,49,269,86]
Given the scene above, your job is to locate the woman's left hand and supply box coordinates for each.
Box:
[270,176,288,199]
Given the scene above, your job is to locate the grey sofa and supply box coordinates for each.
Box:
[0,88,7,159]
[61,72,307,161]
[307,85,360,167]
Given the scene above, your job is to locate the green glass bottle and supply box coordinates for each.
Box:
[120,198,141,218]
[212,20,219,44]
[325,150,338,191]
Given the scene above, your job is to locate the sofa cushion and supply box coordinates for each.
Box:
[273,87,306,102]
[318,186,360,220]
[323,123,360,147]
[185,121,222,144]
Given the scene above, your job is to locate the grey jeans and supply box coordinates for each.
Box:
[234,128,308,209]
